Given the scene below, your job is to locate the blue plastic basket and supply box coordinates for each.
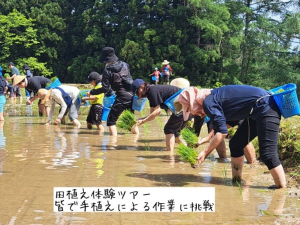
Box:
[79,90,89,98]
[151,76,157,81]
[269,83,300,118]
[132,96,147,111]
[160,72,163,78]
[45,78,61,90]
[164,89,185,113]
[101,107,111,122]
[103,95,116,108]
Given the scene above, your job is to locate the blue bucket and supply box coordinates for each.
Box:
[103,95,116,108]
[164,89,185,113]
[160,72,163,78]
[132,96,147,111]
[101,107,111,122]
[269,83,300,118]
[46,78,62,90]
[151,76,157,81]
[79,90,89,98]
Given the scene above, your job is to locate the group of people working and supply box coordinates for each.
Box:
[2,46,287,189]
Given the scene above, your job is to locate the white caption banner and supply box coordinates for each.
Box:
[54,187,215,212]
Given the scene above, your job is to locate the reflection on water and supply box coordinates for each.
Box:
[0,121,5,176]
[0,115,299,224]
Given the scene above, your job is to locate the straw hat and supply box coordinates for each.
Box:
[162,60,170,65]
[170,78,190,89]
[12,75,26,86]
[38,88,52,105]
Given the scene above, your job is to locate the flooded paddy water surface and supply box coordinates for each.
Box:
[0,104,300,225]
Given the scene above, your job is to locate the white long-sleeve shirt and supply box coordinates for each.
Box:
[48,85,80,120]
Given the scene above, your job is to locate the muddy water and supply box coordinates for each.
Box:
[0,108,300,225]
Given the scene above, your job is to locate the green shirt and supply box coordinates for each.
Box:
[11,67,20,76]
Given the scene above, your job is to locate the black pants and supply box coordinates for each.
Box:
[229,100,281,170]
[107,91,133,126]
[164,113,189,137]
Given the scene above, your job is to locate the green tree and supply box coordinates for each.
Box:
[0,9,51,76]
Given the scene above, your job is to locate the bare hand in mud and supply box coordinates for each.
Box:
[131,124,139,134]
[55,118,61,125]
[136,119,143,126]
[26,100,32,105]
[192,151,206,168]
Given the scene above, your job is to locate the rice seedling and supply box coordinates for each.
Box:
[144,142,150,151]
[177,143,198,166]
[222,166,227,179]
[117,110,137,132]
[236,181,243,196]
[181,127,198,148]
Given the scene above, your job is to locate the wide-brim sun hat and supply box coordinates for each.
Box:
[170,78,190,89]
[99,47,119,63]
[162,60,170,65]
[12,75,26,86]
[38,88,52,105]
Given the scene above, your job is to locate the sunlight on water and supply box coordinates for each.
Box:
[0,111,299,224]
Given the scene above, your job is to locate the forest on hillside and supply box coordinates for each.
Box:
[0,0,299,90]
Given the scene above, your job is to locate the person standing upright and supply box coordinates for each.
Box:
[7,62,22,104]
[161,60,172,85]
[87,47,134,136]
[149,67,160,85]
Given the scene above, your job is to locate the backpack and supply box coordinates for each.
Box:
[119,62,133,92]
[55,87,72,108]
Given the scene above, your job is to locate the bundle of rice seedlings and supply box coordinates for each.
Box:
[177,143,198,166]
[117,110,137,131]
[181,127,198,148]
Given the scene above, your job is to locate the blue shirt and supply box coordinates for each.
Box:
[203,85,271,134]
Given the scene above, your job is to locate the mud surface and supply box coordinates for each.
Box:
[0,109,300,224]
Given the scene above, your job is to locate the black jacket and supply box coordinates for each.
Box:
[90,61,131,96]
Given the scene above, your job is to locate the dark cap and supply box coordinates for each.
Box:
[131,79,145,95]
[87,72,102,83]
[99,47,119,63]
[22,64,30,70]
[8,62,14,66]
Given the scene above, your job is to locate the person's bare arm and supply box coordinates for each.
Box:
[195,132,227,166]
[136,105,161,126]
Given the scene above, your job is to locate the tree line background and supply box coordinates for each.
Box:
[0,0,299,91]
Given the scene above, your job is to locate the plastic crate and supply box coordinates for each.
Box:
[103,95,116,108]
[45,78,61,90]
[164,89,185,113]
[132,96,147,111]
[101,107,111,122]
[269,83,300,118]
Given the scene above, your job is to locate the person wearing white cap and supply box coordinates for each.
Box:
[161,60,172,85]
[148,67,160,85]
[176,85,286,189]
